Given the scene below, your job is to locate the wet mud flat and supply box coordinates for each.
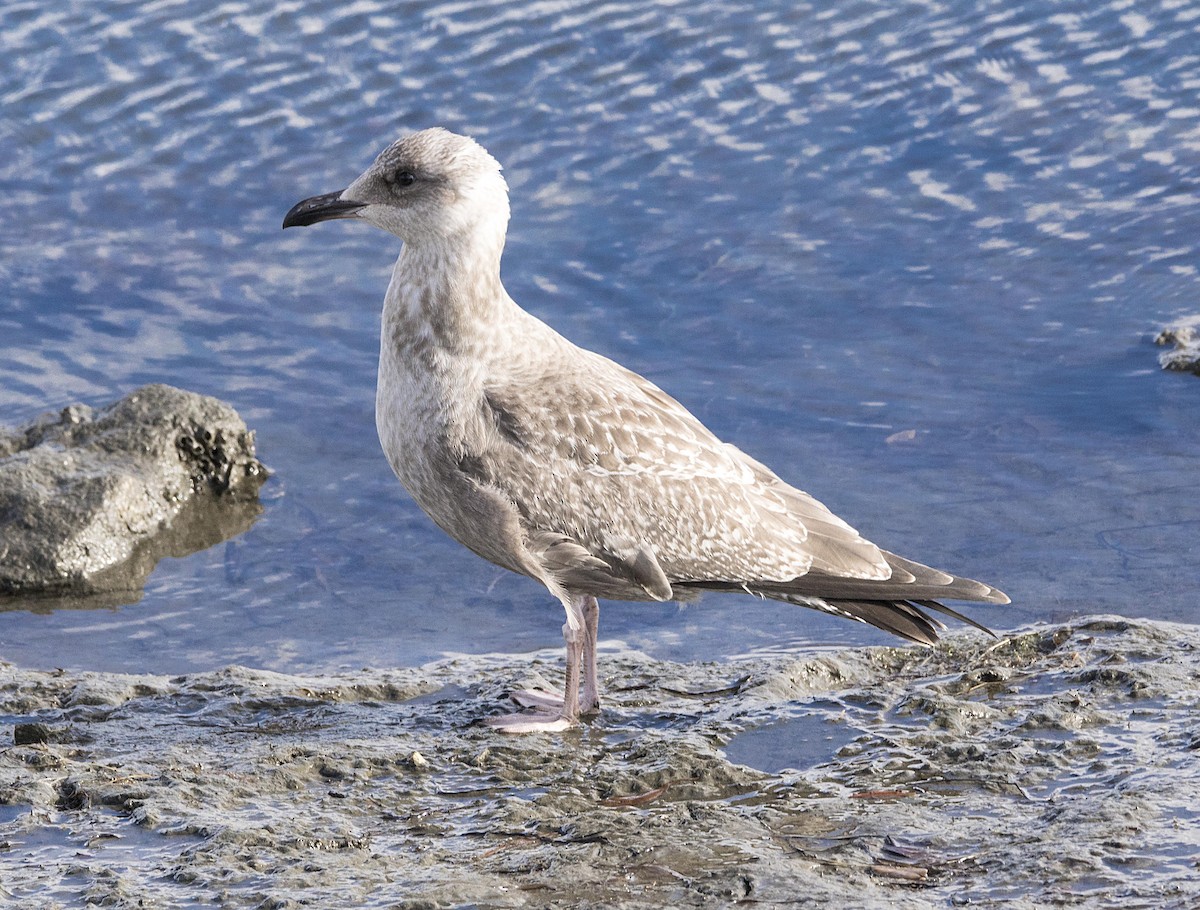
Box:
[0,617,1196,909]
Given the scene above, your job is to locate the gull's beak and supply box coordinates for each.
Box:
[282,191,367,229]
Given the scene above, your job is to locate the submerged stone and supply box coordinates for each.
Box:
[1155,315,1200,375]
[0,384,267,598]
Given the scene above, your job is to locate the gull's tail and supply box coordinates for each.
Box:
[687,550,1010,645]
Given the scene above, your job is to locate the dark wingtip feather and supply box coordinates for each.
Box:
[686,562,1010,644]
[818,597,998,645]
[912,599,997,638]
[825,599,944,646]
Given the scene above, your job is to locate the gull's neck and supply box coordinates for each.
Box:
[383,225,522,364]
[376,220,544,466]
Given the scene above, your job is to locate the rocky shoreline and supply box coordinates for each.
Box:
[0,617,1194,908]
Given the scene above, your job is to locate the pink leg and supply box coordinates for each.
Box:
[580,595,601,715]
[487,593,589,733]
[560,607,583,721]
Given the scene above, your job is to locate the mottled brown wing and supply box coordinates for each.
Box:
[470,348,891,591]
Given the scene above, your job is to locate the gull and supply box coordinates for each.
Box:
[283,128,1009,733]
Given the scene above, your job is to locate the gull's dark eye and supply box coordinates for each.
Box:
[394,171,416,187]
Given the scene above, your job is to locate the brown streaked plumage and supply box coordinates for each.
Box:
[283,128,1009,732]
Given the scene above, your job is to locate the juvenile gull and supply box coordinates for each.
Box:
[283,128,1009,733]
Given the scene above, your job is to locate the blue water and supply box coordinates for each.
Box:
[1,0,1197,675]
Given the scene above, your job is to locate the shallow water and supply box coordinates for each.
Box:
[1,0,1197,673]
[0,1,1198,904]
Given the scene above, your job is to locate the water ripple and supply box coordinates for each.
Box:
[0,0,1196,690]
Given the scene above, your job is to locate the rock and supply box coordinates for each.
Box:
[13,722,52,745]
[0,384,267,597]
[1155,315,1200,375]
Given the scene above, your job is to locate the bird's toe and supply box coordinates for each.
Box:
[485,709,575,734]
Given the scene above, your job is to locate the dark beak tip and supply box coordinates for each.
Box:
[281,203,304,230]
[282,191,365,229]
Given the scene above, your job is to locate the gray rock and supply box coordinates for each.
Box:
[1155,315,1200,375]
[0,383,267,597]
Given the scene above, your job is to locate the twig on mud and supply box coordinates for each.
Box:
[778,832,967,884]
[660,674,753,698]
[784,841,916,880]
[850,789,918,799]
[601,783,671,807]
[869,863,929,882]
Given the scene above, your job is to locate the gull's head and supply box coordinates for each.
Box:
[282,128,509,244]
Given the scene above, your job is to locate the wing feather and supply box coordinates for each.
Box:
[464,344,1007,643]
[467,348,889,590]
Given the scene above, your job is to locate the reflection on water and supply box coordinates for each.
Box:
[0,493,263,615]
[0,0,1197,676]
